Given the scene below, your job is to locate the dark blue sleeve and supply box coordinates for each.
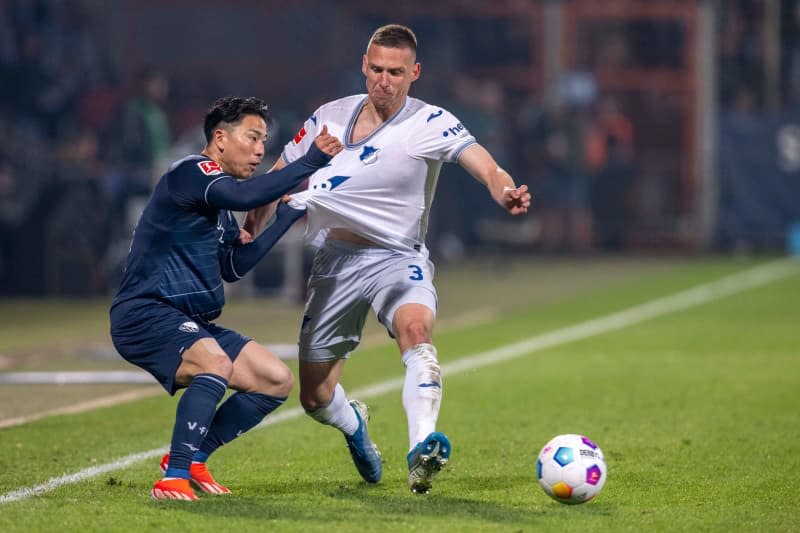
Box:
[167,160,223,209]
[219,202,306,282]
[205,143,330,211]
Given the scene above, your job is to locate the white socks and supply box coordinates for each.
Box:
[307,383,359,436]
[306,345,443,449]
[402,343,442,451]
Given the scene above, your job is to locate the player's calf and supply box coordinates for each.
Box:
[402,343,442,447]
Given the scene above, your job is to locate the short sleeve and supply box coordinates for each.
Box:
[281,109,322,165]
[408,107,477,163]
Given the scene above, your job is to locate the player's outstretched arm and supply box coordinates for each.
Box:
[220,198,306,281]
[243,125,341,235]
[208,125,343,213]
[457,143,531,215]
[243,157,286,236]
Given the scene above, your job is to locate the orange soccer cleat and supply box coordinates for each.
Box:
[160,453,231,495]
[150,477,198,501]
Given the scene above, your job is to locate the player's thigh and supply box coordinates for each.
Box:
[229,341,294,396]
[369,255,438,336]
[175,337,233,388]
[111,300,222,395]
[179,321,255,387]
[299,254,371,361]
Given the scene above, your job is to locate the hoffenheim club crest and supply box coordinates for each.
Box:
[359,145,379,165]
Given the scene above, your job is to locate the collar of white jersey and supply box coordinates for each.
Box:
[344,95,409,149]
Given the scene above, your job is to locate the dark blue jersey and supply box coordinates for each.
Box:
[111,145,329,322]
[113,155,244,321]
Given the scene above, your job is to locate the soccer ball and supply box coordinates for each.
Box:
[536,434,607,504]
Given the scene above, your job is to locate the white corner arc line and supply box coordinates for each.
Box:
[1,259,796,504]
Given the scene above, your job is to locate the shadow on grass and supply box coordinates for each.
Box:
[171,472,613,527]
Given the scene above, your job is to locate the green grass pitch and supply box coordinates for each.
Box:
[0,257,798,531]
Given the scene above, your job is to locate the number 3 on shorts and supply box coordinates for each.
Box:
[408,264,424,281]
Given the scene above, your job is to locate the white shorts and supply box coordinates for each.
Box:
[298,239,437,362]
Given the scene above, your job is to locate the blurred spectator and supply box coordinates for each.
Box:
[6,32,50,128]
[0,1,16,69]
[5,0,800,296]
[595,28,632,70]
[430,75,510,257]
[585,96,635,173]
[77,68,121,133]
[44,126,111,295]
[718,1,764,110]
[782,0,800,106]
[536,101,593,252]
[586,95,636,250]
[120,67,172,191]
[100,66,173,247]
[0,156,16,293]
[0,114,52,295]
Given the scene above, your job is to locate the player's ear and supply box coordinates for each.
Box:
[411,62,421,82]
[362,54,369,76]
[213,127,226,151]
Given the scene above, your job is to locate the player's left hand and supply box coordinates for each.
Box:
[502,184,531,215]
[238,228,254,244]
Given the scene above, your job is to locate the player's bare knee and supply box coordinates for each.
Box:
[264,364,294,397]
[208,354,234,381]
[300,393,321,413]
[398,321,432,347]
[300,388,332,413]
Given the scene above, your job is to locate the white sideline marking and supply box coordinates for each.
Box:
[0,371,157,385]
[0,388,163,430]
[0,345,300,386]
[1,259,796,504]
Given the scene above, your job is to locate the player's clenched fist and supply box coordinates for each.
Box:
[314,124,344,157]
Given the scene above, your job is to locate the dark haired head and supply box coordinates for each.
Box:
[367,24,417,54]
[203,96,269,142]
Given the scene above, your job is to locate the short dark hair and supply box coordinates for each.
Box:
[203,96,268,142]
[367,24,417,54]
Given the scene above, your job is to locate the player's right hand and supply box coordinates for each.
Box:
[314,124,344,157]
[237,228,254,244]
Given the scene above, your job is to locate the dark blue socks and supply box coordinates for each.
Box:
[165,373,228,479]
[196,392,287,461]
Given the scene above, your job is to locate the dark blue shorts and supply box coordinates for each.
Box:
[110,299,250,395]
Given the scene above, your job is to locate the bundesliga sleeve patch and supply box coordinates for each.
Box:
[293,127,307,145]
[198,160,223,175]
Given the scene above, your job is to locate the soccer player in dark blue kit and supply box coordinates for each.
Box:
[110,96,343,501]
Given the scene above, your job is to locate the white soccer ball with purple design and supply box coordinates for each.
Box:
[536,434,607,504]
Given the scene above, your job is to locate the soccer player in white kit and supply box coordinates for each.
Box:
[246,24,530,494]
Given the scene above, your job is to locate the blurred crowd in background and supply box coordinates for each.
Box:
[2,0,800,297]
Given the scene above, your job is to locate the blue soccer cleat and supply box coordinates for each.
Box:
[407,431,451,494]
[344,400,382,483]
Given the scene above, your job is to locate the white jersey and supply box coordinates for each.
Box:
[282,94,476,254]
